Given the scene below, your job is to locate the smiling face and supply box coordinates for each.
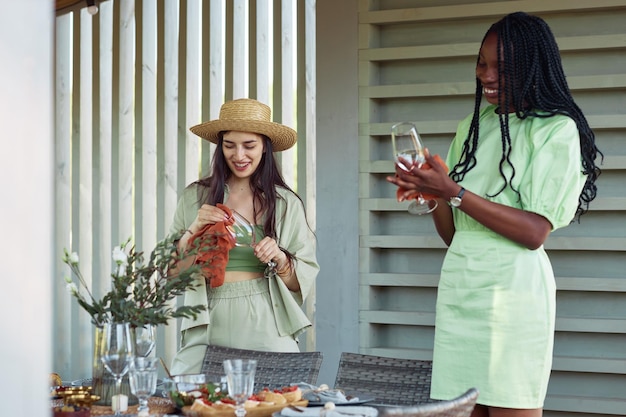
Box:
[222,130,265,179]
[476,31,512,112]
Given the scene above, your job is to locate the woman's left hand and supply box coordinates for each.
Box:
[253,236,288,268]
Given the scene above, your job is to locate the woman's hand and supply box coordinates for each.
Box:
[386,149,458,201]
[188,204,230,234]
[253,236,288,267]
[254,237,299,291]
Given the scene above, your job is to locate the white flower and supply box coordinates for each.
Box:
[112,246,128,265]
[66,282,78,296]
[69,252,79,265]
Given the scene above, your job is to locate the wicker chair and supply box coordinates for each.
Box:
[378,388,479,417]
[333,352,433,406]
[201,344,324,391]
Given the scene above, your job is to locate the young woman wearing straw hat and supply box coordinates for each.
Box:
[168,98,319,375]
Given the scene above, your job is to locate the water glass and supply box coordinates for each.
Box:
[129,357,159,417]
[223,359,257,417]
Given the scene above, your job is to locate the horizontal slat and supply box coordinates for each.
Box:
[353,349,626,378]
[362,196,626,211]
[361,310,435,326]
[362,115,626,136]
[361,35,626,62]
[362,273,440,287]
[362,156,626,173]
[361,310,626,334]
[545,394,626,415]
[556,317,626,333]
[362,74,626,98]
[545,237,626,251]
[555,277,626,292]
[552,355,626,374]
[361,235,626,250]
[362,274,626,292]
[361,235,447,249]
[360,0,626,24]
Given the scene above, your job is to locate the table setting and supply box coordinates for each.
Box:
[55,238,379,417]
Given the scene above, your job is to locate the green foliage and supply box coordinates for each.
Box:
[63,232,207,328]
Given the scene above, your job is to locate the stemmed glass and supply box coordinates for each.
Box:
[101,322,134,416]
[391,122,438,215]
[129,357,159,417]
[229,210,258,247]
[228,210,277,272]
[131,324,156,358]
[223,359,257,417]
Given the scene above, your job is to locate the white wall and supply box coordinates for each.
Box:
[0,0,54,416]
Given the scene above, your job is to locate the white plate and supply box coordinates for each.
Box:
[305,399,375,407]
[274,406,378,417]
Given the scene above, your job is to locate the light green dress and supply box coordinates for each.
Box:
[430,105,587,408]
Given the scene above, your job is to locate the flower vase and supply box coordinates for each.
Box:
[92,325,138,406]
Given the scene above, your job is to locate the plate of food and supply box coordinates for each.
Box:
[181,384,308,417]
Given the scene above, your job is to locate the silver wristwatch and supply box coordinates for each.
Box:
[449,187,466,208]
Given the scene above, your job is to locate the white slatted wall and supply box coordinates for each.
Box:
[358,1,626,416]
[53,0,316,381]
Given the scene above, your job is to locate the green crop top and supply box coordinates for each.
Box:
[225,225,266,273]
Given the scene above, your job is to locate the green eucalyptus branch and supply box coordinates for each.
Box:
[62,231,207,329]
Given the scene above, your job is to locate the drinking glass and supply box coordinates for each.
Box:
[228,210,277,272]
[228,210,257,247]
[223,359,257,417]
[101,322,134,416]
[391,122,438,215]
[129,357,159,417]
[131,324,156,358]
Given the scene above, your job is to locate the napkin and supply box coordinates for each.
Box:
[280,406,378,417]
[188,203,236,288]
[296,383,360,404]
[396,154,448,202]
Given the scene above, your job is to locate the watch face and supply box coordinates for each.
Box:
[450,197,462,207]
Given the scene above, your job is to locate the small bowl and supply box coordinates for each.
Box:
[172,373,206,392]
[166,374,207,408]
[65,393,101,408]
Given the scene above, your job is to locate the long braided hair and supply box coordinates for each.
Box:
[449,11,602,220]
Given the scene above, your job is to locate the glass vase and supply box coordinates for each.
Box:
[92,325,138,406]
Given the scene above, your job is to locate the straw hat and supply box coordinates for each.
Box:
[190,98,297,152]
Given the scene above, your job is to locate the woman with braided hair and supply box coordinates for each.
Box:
[387,12,601,417]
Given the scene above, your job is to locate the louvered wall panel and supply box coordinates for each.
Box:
[358,1,626,415]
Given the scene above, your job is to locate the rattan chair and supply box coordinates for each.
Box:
[378,388,479,417]
[333,352,433,406]
[201,344,323,391]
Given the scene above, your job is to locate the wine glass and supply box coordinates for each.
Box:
[228,210,257,247]
[391,122,438,215]
[101,322,134,416]
[223,359,257,417]
[131,324,156,358]
[129,357,159,417]
[228,210,277,272]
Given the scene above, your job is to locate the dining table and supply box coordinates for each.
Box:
[51,380,389,417]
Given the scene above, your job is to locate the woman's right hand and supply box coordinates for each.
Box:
[188,204,230,234]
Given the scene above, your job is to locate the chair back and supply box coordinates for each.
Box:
[378,388,479,417]
[201,345,323,391]
[334,352,432,406]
